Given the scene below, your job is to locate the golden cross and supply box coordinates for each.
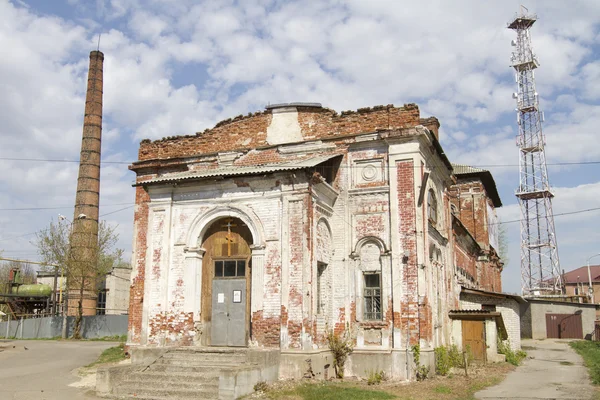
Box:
[222,218,237,256]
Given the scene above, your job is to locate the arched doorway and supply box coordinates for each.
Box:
[201,217,252,346]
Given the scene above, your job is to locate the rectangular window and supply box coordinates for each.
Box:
[214,260,246,278]
[97,290,107,315]
[364,272,381,320]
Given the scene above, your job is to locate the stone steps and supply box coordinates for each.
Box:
[114,386,219,400]
[105,348,257,399]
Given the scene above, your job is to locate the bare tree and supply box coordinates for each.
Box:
[34,219,122,338]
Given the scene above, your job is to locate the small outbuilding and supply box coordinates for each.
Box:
[450,287,525,362]
[521,298,598,340]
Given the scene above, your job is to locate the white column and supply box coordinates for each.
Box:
[251,245,266,314]
[183,247,205,323]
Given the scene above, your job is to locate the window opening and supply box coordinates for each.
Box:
[364,272,382,320]
[214,260,246,278]
[317,262,327,314]
[97,290,107,315]
[428,189,438,225]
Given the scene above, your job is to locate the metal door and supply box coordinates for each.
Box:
[462,320,486,362]
[546,314,583,339]
[211,278,246,346]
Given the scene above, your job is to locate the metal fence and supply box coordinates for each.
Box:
[0,314,128,339]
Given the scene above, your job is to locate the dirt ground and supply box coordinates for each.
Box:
[246,362,515,400]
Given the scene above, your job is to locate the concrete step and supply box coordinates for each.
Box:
[143,361,258,375]
[162,351,247,363]
[124,371,218,385]
[115,386,219,400]
[117,379,219,392]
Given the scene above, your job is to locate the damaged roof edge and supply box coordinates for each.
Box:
[133,154,342,187]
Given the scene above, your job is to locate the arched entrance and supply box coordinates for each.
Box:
[201,217,253,346]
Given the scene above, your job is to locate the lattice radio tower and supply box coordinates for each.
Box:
[508,7,561,296]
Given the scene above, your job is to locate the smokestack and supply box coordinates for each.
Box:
[69,50,104,317]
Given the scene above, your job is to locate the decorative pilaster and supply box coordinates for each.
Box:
[183,247,205,322]
[250,245,266,313]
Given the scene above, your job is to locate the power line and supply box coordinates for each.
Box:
[0,202,134,211]
[493,206,600,226]
[0,157,131,164]
[0,206,134,242]
[0,156,600,168]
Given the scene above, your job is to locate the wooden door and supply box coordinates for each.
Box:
[462,320,486,362]
[546,314,583,339]
[201,217,252,346]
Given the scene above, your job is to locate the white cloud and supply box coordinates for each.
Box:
[0,0,599,295]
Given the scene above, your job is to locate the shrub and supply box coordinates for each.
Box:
[253,381,269,392]
[366,369,387,385]
[327,329,354,379]
[434,346,451,376]
[497,339,527,366]
[412,344,430,381]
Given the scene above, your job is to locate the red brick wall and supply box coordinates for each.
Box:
[137,104,421,161]
[128,186,150,344]
[449,181,489,247]
[397,160,421,346]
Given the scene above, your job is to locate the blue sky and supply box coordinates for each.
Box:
[0,0,599,294]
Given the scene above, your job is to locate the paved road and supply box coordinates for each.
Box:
[0,339,114,400]
[476,339,595,400]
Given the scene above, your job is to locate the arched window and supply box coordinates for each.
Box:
[427,189,438,226]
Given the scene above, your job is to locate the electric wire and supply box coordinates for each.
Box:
[1,156,600,168]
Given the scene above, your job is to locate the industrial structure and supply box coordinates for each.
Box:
[0,267,54,319]
[68,50,105,316]
[509,8,561,296]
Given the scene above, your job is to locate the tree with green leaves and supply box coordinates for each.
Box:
[34,219,123,338]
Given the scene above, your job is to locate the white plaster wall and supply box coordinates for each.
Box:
[266,107,303,145]
[105,267,131,314]
[460,293,521,350]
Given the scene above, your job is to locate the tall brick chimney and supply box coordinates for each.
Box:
[68,51,104,317]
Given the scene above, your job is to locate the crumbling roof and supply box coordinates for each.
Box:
[135,154,341,186]
[452,163,502,208]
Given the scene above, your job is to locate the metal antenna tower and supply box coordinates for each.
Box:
[508,6,561,296]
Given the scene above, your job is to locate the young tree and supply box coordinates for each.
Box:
[498,223,510,267]
[34,219,122,338]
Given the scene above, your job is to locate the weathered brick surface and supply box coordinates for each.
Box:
[126,102,506,363]
[397,160,420,346]
[127,186,149,344]
[137,104,420,161]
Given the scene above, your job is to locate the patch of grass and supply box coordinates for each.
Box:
[88,334,127,342]
[268,383,395,399]
[85,342,127,368]
[560,361,574,366]
[570,341,600,384]
[253,363,515,400]
[434,385,452,394]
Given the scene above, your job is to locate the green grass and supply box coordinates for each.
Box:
[88,334,127,342]
[85,342,127,368]
[434,385,452,394]
[560,361,574,366]
[267,383,395,399]
[570,341,600,384]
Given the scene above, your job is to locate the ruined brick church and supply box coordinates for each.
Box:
[126,103,504,380]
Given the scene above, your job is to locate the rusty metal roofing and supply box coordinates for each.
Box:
[136,154,340,186]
